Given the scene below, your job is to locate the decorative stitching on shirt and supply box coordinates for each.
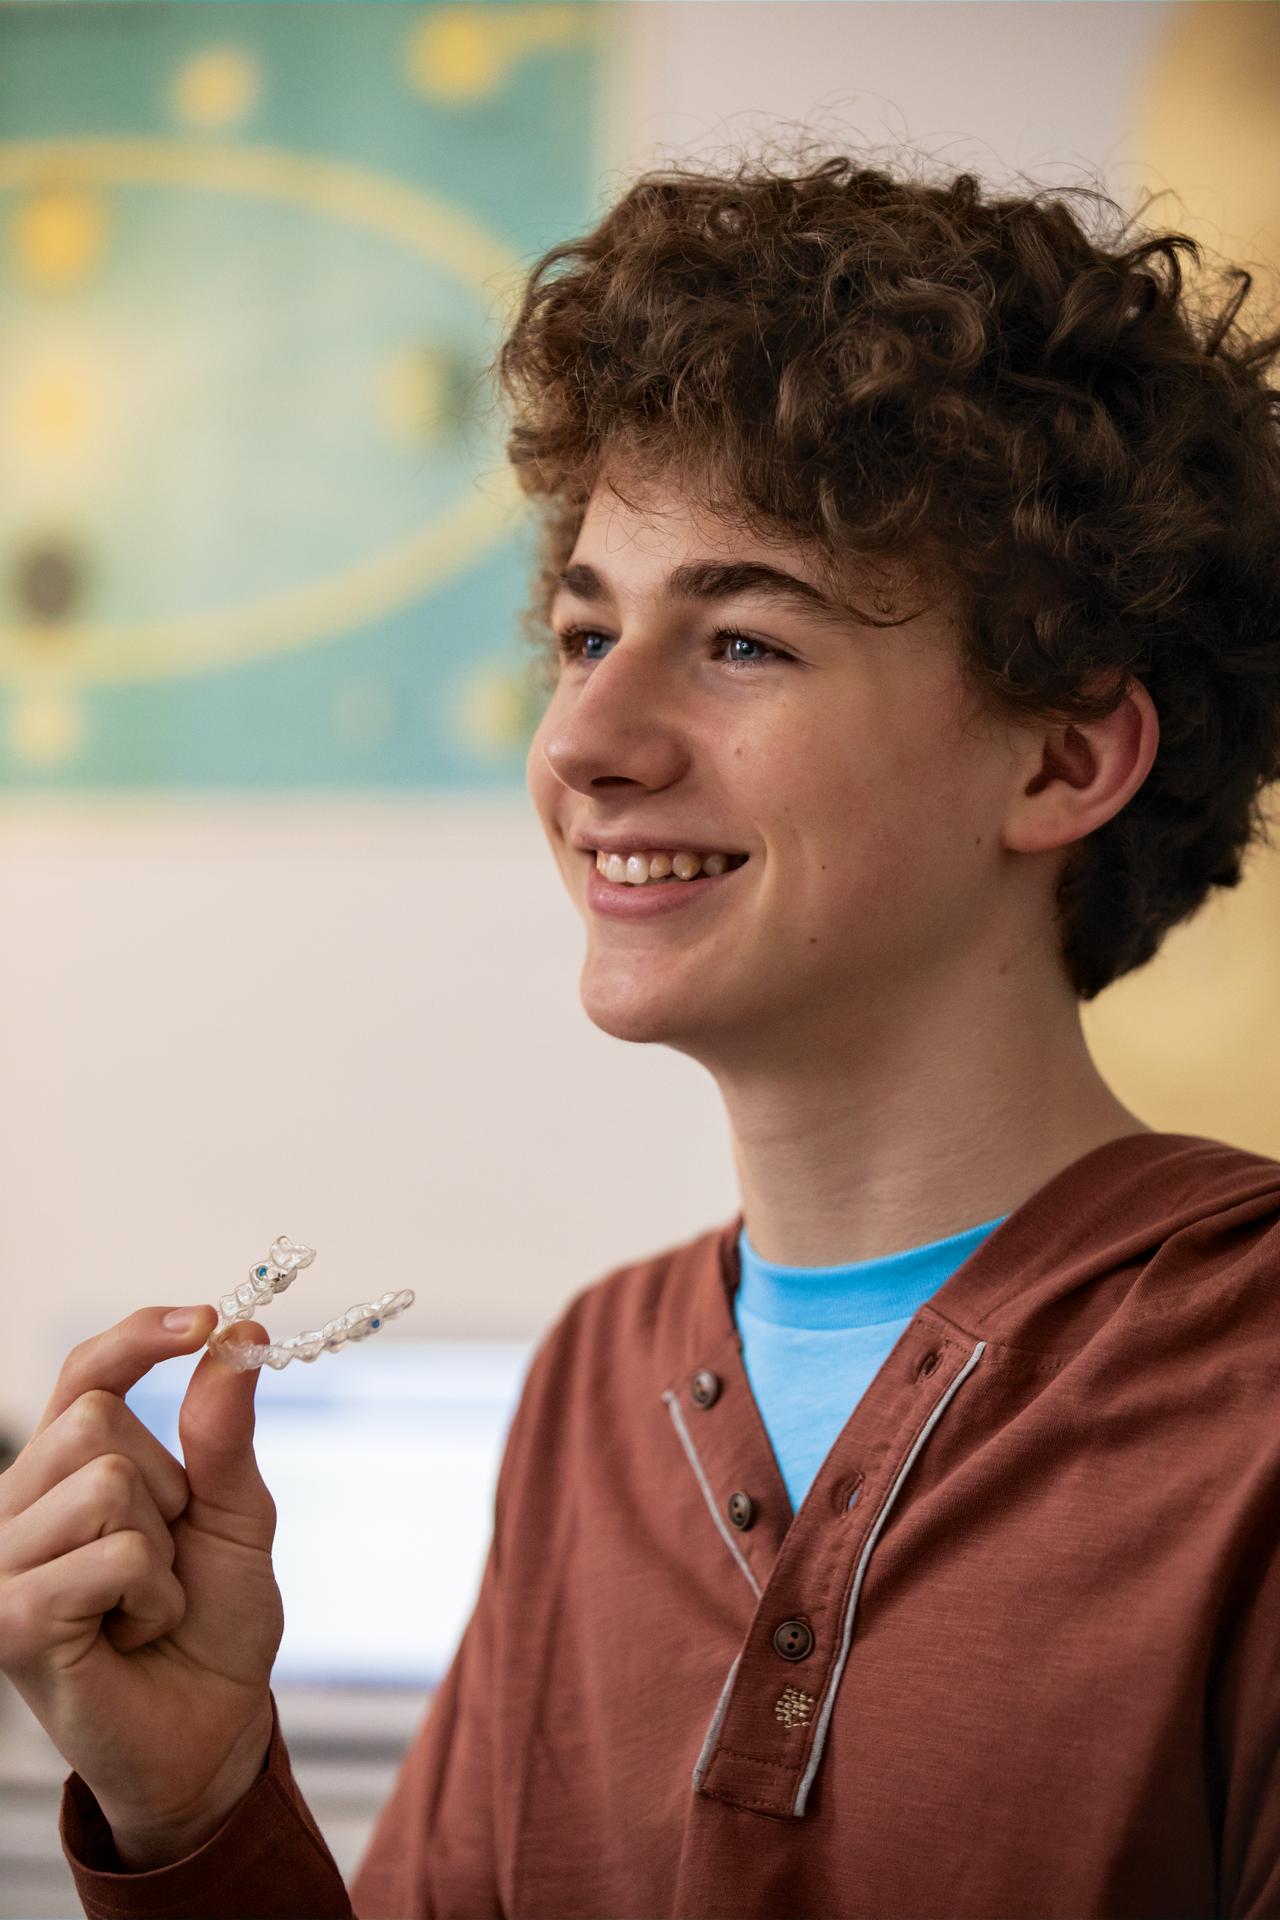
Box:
[692,1651,742,1790]
[790,1337,988,1818]
[661,1388,762,1600]
[775,1687,816,1728]
[715,1745,809,1769]
[698,1781,805,1817]
[923,1305,1070,1371]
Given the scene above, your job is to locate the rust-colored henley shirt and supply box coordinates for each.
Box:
[58,1130,1280,1917]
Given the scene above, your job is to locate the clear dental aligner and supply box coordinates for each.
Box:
[207,1234,416,1372]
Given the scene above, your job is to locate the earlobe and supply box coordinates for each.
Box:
[1004,677,1160,856]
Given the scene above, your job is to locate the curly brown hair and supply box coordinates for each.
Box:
[494,144,1280,1000]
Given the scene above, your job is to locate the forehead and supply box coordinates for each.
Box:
[569,475,842,590]
[561,473,956,657]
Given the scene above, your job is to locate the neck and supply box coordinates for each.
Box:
[715,960,1149,1269]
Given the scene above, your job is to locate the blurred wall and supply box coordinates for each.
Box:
[7,0,1280,1444]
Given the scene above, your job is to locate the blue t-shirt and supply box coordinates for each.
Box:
[734,1213,1008,1514]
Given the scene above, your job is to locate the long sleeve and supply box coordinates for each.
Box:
[57,1322,540,1920]
[58,1538,505,1920]
[58,1685,354,1919]
[1215,1508,1280,1919]
[58,1533,507,1920]
[349,1528,504,1919]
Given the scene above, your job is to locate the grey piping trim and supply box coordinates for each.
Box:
[692,1651,742,1790]
[791,1338,988,1817]
[661,1389,762,1600]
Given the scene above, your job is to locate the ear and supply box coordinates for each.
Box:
[1002,676,1160,856]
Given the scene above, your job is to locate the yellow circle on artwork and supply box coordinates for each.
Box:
[7,690,83,765]
[171,46,262,131]
[376,344,450,444]
[0,137,527,690]
[457,660,538,757]
[409,10,506,101]
[18,361,98,449]
[11,184,107,289]
[404,5,597,104]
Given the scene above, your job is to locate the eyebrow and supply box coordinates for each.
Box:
[553,558,852,624]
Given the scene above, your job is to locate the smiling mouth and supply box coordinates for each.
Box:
[585,850,751,886]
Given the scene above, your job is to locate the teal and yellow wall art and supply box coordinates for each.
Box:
[0,1,611,789]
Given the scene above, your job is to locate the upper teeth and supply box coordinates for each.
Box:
[596,850,734,885]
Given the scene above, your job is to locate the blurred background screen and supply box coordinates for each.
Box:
[125,1338,535,1687]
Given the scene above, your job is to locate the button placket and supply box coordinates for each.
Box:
[661,1340,792,1596]
[691,1334,986,1819]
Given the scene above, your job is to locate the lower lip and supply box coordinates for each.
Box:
[585,858,748,919]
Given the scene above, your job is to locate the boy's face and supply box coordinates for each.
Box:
[527,474,1047,1064]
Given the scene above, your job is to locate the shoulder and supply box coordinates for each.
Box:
[1106,1135,1280,1422]
[1137,1134,1280,1329]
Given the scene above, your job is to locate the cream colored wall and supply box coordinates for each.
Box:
[12,0,1276,1450]
[0,797,738,1439]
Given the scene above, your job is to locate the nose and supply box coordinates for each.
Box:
[537,640,692,798]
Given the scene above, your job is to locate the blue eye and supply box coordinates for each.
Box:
[555,626,786,671]
[725,633,771,666]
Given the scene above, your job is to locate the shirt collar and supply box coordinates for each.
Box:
[657,1129,1280,1398]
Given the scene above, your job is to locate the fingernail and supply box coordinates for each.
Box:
[164,1308,200,1332]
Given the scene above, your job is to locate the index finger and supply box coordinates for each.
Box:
[31,1304,219,1445]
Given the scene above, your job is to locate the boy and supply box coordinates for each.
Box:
[55,150,1280,1916]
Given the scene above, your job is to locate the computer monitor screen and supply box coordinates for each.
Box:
[125,1338,534,1687]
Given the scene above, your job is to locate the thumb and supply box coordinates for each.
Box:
[177,1316,276,1527]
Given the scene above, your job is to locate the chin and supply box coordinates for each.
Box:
[578,989,677,1047]
[577,968,688,1046]
[577,967,734,1055]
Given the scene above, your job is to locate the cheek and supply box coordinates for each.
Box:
[765,728,985,939]
[751,716,909,872]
